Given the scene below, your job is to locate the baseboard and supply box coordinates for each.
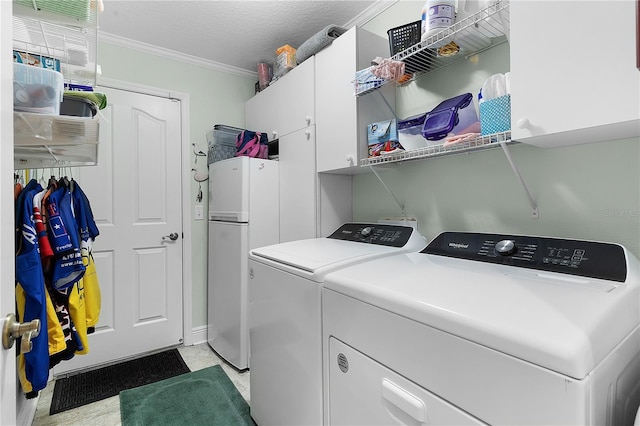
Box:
[16,393,38,426]
[190,325,208,345]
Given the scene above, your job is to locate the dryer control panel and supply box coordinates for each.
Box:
[328,223,413,248]
[423,232,627,282]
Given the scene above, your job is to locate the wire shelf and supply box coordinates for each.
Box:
[355,0,510,96]
[13,1,98,87]
[360,131,512,167]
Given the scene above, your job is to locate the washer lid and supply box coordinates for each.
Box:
[249,224,426,282]
[323,247,640,380]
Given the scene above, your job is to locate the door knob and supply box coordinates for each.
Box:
[2,313,40,352]
[162,232,179,241]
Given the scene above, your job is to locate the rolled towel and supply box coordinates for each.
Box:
[296,25,347,64]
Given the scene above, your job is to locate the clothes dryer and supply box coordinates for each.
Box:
[248,223,426,426]
[323,232,640,425]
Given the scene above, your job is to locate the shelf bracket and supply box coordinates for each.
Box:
[368,164,405,217]
[499,141,538,219]
[375,90,397,120]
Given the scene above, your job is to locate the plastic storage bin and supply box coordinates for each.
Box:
[397,113,429,150]
[207,125,243,166]
[60,95,97,117]
[13,63,64,114]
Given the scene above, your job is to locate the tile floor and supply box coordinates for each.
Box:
[32,343,250,426]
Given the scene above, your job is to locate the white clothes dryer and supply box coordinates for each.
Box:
[323,232,640,425]
[248,223,426,426]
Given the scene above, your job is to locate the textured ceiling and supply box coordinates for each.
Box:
[98,1,385,74]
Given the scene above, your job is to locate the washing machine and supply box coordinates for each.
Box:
[322,231,640,425]
[248,222,426,426]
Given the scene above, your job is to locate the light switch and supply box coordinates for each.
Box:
[194,205,204,220]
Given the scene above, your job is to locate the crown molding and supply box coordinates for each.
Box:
[98,0,397,78]
[98,32,257,79]
[345,0,399,27]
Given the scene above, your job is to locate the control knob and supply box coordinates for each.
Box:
[495,239,516,256]
[361,226,373,237]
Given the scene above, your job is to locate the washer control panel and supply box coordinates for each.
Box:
[328,223,413,248]
[423,232,627,282]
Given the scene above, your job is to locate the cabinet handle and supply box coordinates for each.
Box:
[305,115,311,125]
[272,130,278,139]
[305,130,311,138]
[346,155,354,166]
[516,117,530,129]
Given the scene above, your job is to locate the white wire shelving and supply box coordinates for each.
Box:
[12,0,100,169]
[361,131,512,167]
[355,0,510,96]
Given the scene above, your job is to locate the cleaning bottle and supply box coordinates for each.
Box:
[421,0,456,43]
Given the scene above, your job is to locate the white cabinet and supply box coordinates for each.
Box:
[278,126,317,243]
[245,51,353,243]
[510,0,639,147]
[315,27,395,173]
[245,57,315,142]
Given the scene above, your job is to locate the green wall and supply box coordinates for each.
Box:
[98,40,255,332]
[97,0,640,334]
[358,1,640,257]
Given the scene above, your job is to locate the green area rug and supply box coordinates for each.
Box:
[119,365,254,426]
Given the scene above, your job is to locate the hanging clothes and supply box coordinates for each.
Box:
[70,180,101,335]
[45,183,85,290]
[14,173,103,397]
[14,179,50,397]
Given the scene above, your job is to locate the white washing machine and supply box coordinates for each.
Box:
[322,232,640,425]
[248,223,426,426]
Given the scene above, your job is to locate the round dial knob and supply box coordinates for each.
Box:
[360,226,373,237]
[495,239,516,256]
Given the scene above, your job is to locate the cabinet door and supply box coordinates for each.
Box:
[278,57,315,138]
[315,27,358,172]
[245,86,279,141]
[279,126,317,243]
[316,27,394,173]
[510,1,640,147]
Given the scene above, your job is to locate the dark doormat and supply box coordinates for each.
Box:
[50,348,190,415]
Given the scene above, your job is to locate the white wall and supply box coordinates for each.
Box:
[97,40,256,330]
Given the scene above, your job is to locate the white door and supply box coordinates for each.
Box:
[54,86,184,374]
[1,1,17,423]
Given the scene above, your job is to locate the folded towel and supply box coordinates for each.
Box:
[296,25,347,65]
[63,91,107,110]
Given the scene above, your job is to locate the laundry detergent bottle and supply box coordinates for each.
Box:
[421,0,456,43]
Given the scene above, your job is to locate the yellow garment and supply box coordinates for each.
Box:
[46,289,66,356]
[82,253,101,328]
[68,282,89,355]
[15,283,32,394]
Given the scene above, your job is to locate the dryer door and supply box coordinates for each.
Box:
[328,337,486,425]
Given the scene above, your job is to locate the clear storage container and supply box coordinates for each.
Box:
[13,62,64,114]
[207,125,243,166]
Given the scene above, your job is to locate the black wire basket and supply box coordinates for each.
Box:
[387,20,422,56]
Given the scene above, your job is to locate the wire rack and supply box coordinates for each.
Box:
[355,0,510,96]
[360,131,512,167]
[13,1,98,87]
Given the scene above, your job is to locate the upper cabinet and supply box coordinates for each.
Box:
[245,57,315,142]
[315,26,395,173]
[509,0,639,147]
